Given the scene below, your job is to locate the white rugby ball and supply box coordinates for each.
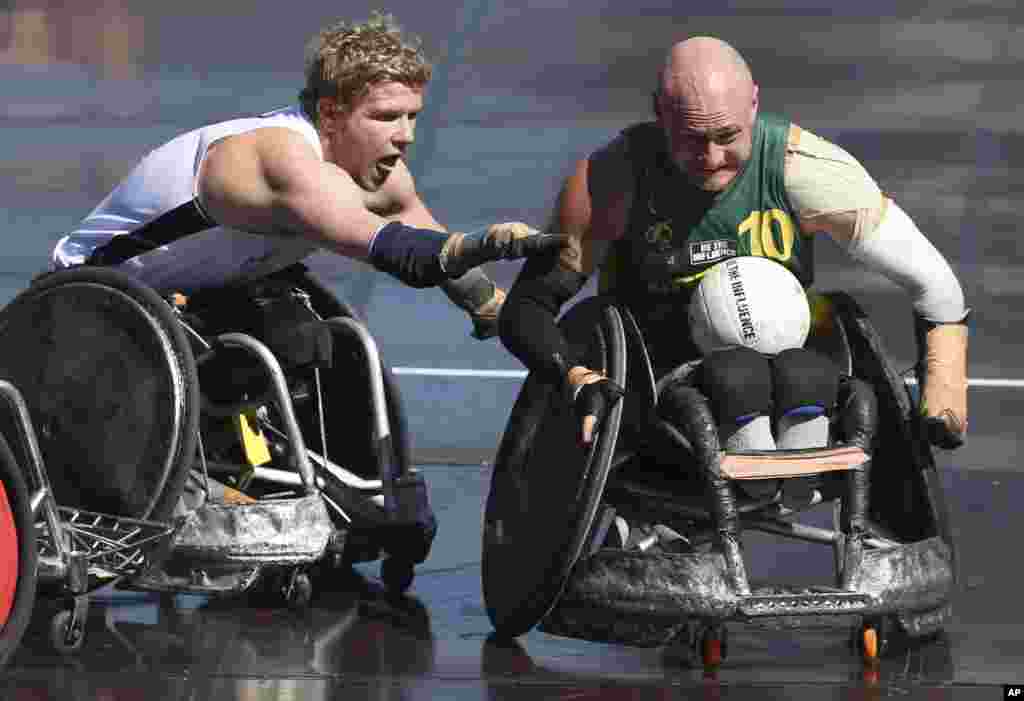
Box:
[688,256,810,356]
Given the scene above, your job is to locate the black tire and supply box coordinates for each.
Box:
[285,572,313,610]
[380,557,415,594]
[483,298,627,637]
[0,267,200,523]
[49,608,85,655]
[0,431,37,668]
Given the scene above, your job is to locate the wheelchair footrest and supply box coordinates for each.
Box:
[171,494,333,565]
[721,446,868,480]
[739,588,871,618]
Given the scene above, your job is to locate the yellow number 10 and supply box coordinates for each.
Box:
[738,209,795,261]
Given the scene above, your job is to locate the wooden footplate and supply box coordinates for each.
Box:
[720,446,869,480]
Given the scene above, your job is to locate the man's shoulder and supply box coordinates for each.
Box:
[588,121,659,175]
[199,105,321,160]
[618,121,664,155]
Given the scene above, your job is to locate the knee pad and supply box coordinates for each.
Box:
[771,348,840,417]
[697,347,773,426]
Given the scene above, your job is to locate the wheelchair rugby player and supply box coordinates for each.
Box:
[485,36,967,669]
[0,13,568,631]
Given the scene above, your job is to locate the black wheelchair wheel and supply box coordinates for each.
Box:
[483,297,627,638]
[0,267,200,522]
[0,432,37,669]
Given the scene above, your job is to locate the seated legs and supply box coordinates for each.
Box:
[772,348,840,449]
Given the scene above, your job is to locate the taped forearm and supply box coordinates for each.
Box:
[368,220,566,289]
[499,257,587,386]
[785,128,965,323]
[917,314,968,444]
[847,201,967,324]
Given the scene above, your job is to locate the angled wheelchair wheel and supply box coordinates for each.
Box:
[483,296,627,638]
[0,432,37,668]
[823,293,955,550]
[0,267,200,522]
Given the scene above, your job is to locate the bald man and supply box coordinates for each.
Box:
[500,37,968,456]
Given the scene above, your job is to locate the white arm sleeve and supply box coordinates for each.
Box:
[848,200,966,323]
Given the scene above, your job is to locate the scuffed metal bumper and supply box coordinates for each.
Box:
[171,494,334,565]
[540,537,954,647]
[846,536,954,615]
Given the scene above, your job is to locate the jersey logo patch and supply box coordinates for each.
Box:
[644,220,674,247]
[690,239,737,265]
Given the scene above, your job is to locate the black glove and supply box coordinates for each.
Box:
[440,223,568,278]
[923,411,965,450]
[573,377,625,446]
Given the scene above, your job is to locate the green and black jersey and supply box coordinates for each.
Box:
[600,112,813,372]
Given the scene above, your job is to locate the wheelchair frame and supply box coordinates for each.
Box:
[0,267,432,655]
[483,293,957,670]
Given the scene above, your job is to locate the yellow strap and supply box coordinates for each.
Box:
[233,412,272,468]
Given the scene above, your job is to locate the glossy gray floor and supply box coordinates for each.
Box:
[0,452,1020,700]
[2,1,1022,698]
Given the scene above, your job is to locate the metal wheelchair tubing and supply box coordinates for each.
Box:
[202,333,317,495]
[321,318,391,452]
[0,380,69,570]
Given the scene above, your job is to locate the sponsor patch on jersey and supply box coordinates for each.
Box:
[690,239,736,265]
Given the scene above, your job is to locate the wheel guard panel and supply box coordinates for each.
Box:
[0,269,198,521]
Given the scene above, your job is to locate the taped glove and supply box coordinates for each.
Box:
[440,223,568,279]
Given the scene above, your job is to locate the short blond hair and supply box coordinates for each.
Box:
[299,12,432,124]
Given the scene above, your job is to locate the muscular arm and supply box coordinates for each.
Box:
[197,126,386,260]
[785,124,968,443]
[197,127,551,295]
[377,162,504,337]
[500,136,630,384]
[784,124,966,324]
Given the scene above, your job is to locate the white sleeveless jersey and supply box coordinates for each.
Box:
[52,105,323,292]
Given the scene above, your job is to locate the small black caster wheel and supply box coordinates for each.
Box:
[50,609,85,654]
[381,557,414,594]
[284,571,313,610]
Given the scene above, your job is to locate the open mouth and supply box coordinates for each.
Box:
[378,155,401,171]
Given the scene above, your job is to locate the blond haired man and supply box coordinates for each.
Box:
[53,13,562,337]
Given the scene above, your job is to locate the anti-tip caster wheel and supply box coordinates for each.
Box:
[49,605,86,655]
[284,571,313,610]
[856,617,892,669]
[381,557,414,594]
[862,625,879,658]
[700,624,728,673]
